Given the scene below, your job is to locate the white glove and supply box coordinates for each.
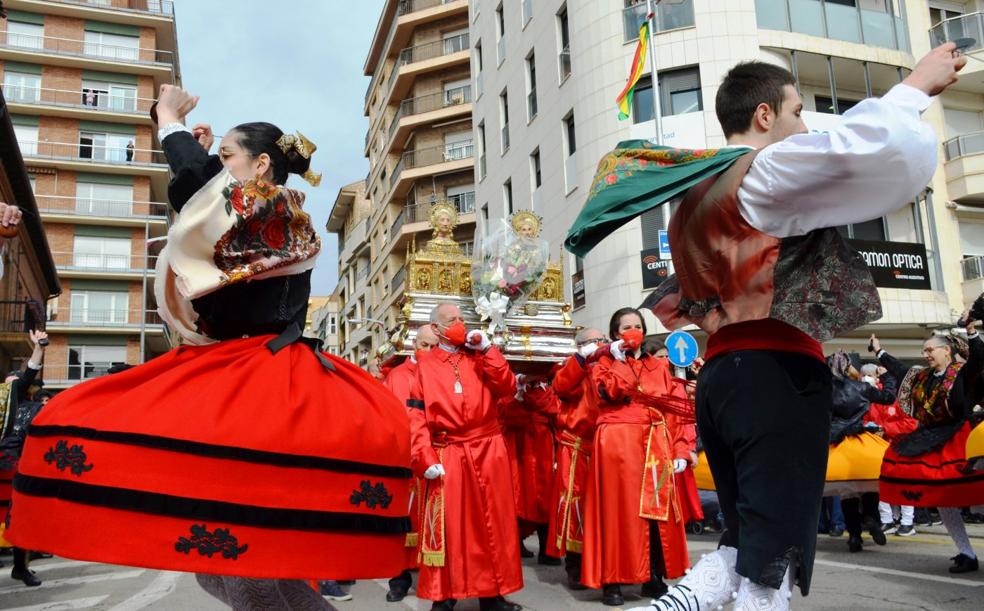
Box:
[579,343,598,358]
[861,376,877,387]
[673,459,688,474]
[424,464,446,480]
[465,330,492,351]
[610,339,627,362]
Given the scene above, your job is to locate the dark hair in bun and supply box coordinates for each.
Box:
[229,122,311,185]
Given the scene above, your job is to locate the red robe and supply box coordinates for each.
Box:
[582,353,690,588]
[384,359,423,571]
[667,377,703,524]
[546,354,600,558]
[501,385,557,526]
[408,346,522,601]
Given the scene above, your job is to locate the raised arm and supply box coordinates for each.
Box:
[155,85,222,212]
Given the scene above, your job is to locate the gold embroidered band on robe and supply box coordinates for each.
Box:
[555,431,591,553]
[419,447,446,567]
[638,409,681,522]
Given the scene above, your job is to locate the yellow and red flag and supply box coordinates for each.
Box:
[616,20,650,120]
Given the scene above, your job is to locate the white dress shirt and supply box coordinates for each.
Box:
[736,83,937,239]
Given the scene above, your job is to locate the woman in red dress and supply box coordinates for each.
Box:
[581,308,690,606]
[7,86,412,608]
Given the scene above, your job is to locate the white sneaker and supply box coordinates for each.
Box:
[647,546,740,611]
[733,565,792,611]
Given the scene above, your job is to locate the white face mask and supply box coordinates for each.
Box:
[579,342,599,358]
[862,375,877,387]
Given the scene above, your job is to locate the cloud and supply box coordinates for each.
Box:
[175,0,383,294]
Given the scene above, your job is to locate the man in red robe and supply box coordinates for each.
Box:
[407,303,523,611]
[383,325,439,602]
[547,328,604,589]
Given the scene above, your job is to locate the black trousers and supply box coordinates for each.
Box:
[697,350,831,595]
[842,493,879,538]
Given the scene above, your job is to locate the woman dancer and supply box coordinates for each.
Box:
[7,86,413,608]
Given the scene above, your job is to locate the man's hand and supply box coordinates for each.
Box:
[903,42,968,97]
[29,329,48,348]
[156,84,199,125]
[423,464,445,480]
[191,123,214,152]
[0,201,23,231]
[690,451,699,467]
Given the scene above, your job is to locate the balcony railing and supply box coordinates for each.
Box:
[0,299,46,334]
[963,255,984,281]
[398,0,455,17]
[16,140,167,166]
[754,0,908,51]
[391,207,407,237]
[559,45,572,81]
[387,34,471,97]
[622,0,695,42]
[400,140,474,174]
[931,13,984,55]
[52,251,156,273]
[944,130,984,161]
[391,266,406,294]
[0,29,174,65]
[35,195,169,219]
[405,192,476,223]
[42,0,175,17]
[0,84,155,114]
[48,308,165,328]
[389,86,473,140]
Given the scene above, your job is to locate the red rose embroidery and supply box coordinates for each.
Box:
[262,219,287,250]
[229,187,245,215]
[275,200,287,217]
[605,173,617,185]
[245,217,262,236]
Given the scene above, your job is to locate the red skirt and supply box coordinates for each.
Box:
[675,468,704,524]
[0,465,12,548]
[7,336,412,580]
[880,422,984,507]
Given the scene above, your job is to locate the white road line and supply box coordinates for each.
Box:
[814,558,984,587]
[0,570,145,595]
[2,595,109,611]
[107,571,181,611]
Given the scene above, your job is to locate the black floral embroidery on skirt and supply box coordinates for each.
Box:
[350,480,393,510]
[901,490,924,502]
[175,524,248,560]
[43,440,94,476]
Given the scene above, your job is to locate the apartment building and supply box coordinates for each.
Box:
[305,294,341,355]
[471,0,984,358]
[330,0,477,363]
[0,0,178,387]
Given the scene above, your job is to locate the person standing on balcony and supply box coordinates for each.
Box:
[6,85,414,611]
[125,140,134,162]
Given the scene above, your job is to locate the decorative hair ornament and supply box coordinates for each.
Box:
[301,170,322,187]
[276,131,322,187]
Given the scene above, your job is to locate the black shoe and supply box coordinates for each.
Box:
[28,552,52,561]
[431,601,456,611]
[567,573,587,591]
[848,534,863,553]
[601,584,624,606]
[478,596,522,611]
[640,577,668,598]
[864,516,887,546]
[11,567,41,587]
[386,588,409,602]
[949,553,979,574]
[828,525,845,537]
[537,553,562,566]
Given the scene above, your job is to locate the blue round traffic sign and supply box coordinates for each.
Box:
[666,330,699,367]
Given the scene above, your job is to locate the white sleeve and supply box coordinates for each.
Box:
[737,83,937,238]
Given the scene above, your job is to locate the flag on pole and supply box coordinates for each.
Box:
[616,20,650,120]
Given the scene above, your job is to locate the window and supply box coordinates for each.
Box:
[79,131,133,162]
[526,51,538,121]
[478,121,487,180]
[6,21,43,49]
[814,95,860,115]
[503,179,513,216]
[563,111,577,193]
[82,80,137,112]
[530,149,542,189]
[443,28,469,55]
[73,236,131,269]
[13,124,38,155]
[327,314,338,335]
[837,219,886,242]
[496,3,506,65]
[447,184,476,213]
[523,0,533,26]
[564,112,577,155]
[68,344,127,380]
[70,290,129,324]
[635,67,703,122]
[84,30,139,61]
[558,5,572,80]
[500,89,510,153]
[443,131,473,161]
[475,40,485,98]
[623,0,695,41]
[3,71,40,103]
[641,205,668,250]
[481,203,490,226]
[443,78,471,106]
[76,181,133,216]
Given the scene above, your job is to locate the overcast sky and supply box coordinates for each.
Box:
[174,0,383,295]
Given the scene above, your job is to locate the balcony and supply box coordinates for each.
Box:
[391,141,474,199]
[944,131,984,205]
[37,0,175,17]
[0,29,174,76]
[384,33,471,107]
[622,0,695,42]
[391,266,406,295]
[47,307,165,332]
[754,0,908,51]
[52,251,156,277]
[36,194,169,224]
[930,13,984,92]
[16,140,168,169]
[1,84,155,123]
[387,86,472,153]
[963,255,984,307]
[404,192,476,225]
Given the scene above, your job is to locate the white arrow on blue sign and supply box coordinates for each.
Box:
[666,330,699,367]
[658,229,671,260]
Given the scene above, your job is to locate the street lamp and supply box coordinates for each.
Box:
[349,316,387,329]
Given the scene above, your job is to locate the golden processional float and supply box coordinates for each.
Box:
[378,202,577,373]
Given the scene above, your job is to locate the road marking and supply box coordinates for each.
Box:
[107,571,181,611]
[2,595,110,611]
[0,570,145,595]
[813,558,983,587]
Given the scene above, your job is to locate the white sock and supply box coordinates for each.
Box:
[646,546,740,611]
[940,507,976,558]
[733,565,792,611]
[900,505,914,527]
[878,501,894,524]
